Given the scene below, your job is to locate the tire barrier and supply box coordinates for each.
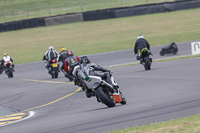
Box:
[0,0,199,33]
[0,18,45,33]
[115,0,200,18]
[83,9,115,21]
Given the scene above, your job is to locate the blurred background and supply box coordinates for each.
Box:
[0,0,183,23]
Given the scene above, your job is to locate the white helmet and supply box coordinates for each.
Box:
[137,35,144,39]
[4,53,8,56]
[49,46,54,50]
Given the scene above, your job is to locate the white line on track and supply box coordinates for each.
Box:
[0,111,35,127]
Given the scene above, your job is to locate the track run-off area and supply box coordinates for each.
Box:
[0,40,199,133]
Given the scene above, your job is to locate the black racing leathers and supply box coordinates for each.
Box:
[43,50,59,61]
[134,38,150,54]
[43,50,59,71]
[59,50,68,63]
[59,50,68,72]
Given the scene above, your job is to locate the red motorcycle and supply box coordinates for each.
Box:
[4,60,14,78]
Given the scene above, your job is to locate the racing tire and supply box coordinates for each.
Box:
[173,48,178,55]
[96,87,116,108]
[120,92,127,105]
[160,50,165,56]
[7,68,13,78]
[144,56,151,70]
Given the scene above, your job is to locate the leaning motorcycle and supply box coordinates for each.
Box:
[4,61,14,78]
[160,45,178,56]
[48,59,59,79]
[74,65,126,108]
[138,48,152,70]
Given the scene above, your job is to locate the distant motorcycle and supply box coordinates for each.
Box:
[4,60,14,78]
[0,65,4,74]
[48,59,59,79]
[138,48,152,70]
[73,65,126,108]
[160,44,178,56]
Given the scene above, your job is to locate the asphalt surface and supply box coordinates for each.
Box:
[0,40,199,133]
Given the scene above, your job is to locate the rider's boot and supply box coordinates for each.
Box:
[85,89,95,98]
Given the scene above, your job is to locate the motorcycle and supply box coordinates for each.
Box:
[48,59,59,79]
[0,65,4,74]
[73,64,126,108]
[4,61,14,78]
[160,44,178,56]
[138,48,152,70]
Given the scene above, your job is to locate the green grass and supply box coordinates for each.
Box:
[0,0,180,23]
[0,8,200,64]
[110,114,200,133]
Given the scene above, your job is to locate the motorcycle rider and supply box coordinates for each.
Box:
[43,46,59,73]
[79,56,118,98]
[134,35,152,61]
[64,50,80,81]
[168,42,177,51]
[0,59,3,74]
[59,47,68,73]
[1,53,15,72]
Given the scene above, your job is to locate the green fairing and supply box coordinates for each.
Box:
[139,47,150,56]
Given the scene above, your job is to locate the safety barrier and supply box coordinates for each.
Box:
[44,13,83,26]
[0,18,45,32]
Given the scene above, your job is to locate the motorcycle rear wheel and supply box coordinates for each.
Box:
[120,92,127,105]
[96,87,116,108]
[144,56,151,70]
[51,67,58,79]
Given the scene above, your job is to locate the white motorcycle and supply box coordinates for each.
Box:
[73,64,126,108]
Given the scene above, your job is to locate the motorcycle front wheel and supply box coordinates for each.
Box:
[96,87,116,108]
[7,68,13,78]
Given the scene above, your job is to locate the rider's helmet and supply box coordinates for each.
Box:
[67,51,74,56]
[49,46,54,50]
[137,35,144,39]
[172,42,176,45]
[4,53,8,56]
[80,56,90,64]
[61,47,66,52]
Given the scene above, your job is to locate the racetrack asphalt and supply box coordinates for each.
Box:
[0,40,199,133]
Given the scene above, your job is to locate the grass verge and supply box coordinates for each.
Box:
[0,8,200,64]
[110,114,200,133]
[0,0,179,23]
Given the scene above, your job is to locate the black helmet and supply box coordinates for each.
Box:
[67,51,74,56]
[80,56,90,64]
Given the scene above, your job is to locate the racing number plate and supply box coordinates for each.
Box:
[52,63,58,67]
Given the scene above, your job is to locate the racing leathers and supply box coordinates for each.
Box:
[65,55,80,81]
[1,55,14,72]
[59,50,68,73]
[134,38,151,60]
[43,49,59,72]
[168,42,177,50]
[80,62,117,98]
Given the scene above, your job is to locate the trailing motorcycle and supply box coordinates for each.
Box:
[73,64,126,108]
[0,65,4,74]
[160,44,178,56]
[48,59,59,79]
[4,60,14,78]
[138,48,152,70]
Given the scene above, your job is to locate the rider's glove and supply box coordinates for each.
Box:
[136,56,141,60]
